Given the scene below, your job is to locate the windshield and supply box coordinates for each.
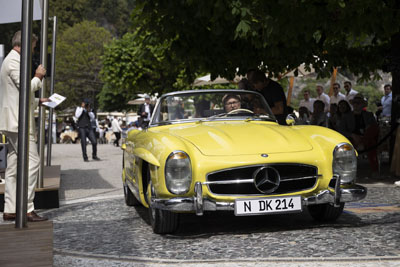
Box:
[151,90,276,125]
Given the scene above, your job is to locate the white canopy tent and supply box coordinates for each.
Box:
[127,93,158,105]
[282,64,315,78]
[0,0,43,68]
[192,74,243,86]
[0,44,4,67]
[0,0,42,24]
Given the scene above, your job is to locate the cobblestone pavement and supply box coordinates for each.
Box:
[2,144,400,266]
[45,187,400,266]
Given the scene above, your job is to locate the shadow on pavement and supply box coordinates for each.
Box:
[356,156,398,184]
[131,202,365,238]
[59,169,115,199]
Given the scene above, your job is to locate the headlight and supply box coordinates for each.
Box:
[165,151,192,194]
[332,143,357,184]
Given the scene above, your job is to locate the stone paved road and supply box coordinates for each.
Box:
[2,144,400,266]
[50,143,124,203]
[45,188,400,265]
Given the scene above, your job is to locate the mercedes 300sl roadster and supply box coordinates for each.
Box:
[122,89,366,234]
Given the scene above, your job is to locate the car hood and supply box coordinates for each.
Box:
[163,121,313,156]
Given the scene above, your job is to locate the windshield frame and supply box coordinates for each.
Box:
[149,89,276,127]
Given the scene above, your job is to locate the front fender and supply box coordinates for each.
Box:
[133,147,160,167]
[295,125,352,153]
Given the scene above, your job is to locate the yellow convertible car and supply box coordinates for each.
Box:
[122,89,366,234]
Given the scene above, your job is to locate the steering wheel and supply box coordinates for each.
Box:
[227,108,254,115]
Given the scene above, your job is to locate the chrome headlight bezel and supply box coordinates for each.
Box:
[332,142,357,184]
[165,151,192,195]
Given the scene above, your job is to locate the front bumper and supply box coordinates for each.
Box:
[151,179,367,216]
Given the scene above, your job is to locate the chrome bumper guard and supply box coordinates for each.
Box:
[151,178,367,216]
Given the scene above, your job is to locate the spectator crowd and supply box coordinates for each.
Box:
[239,70,396,182]
[295,82,393,179]
[55,96,154,150]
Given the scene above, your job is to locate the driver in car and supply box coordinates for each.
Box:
[223,94,241,112]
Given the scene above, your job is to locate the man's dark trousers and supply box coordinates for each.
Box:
[113,132,121,147]
[79,126,97,160]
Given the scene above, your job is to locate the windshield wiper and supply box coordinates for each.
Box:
[208,113,227,120]
[244,114,276,121]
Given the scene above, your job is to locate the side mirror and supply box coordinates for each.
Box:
[286,115,295,126]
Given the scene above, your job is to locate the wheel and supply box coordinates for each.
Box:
[308,203,344,222]
[146,169,179,234]
[227,108,254,115]
[123,183,140,206]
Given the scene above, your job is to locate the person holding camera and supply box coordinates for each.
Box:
[75,99,100,162]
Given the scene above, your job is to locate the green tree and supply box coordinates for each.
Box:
[131,1,399,81]
[131,0,400,146]
[49,0,88,32]
[49,0,135,36]
[55,21,111,110]
[99,31,193,111]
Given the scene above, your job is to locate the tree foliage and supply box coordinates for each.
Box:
[0,0,134,52]
[49,0,135,36]
[55,21,111,110]
[131,0,400,80]
[99,31,193,111]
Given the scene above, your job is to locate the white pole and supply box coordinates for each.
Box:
[37,0,48,185]
[0,44,4,67]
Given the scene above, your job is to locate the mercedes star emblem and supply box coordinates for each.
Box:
[253,166,281,194]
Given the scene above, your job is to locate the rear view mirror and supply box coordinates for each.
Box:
[286,115,295,126]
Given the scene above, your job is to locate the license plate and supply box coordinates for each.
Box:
[235,196,302,216]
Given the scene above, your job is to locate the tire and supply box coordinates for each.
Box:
[308,203,345,222]
[146,169,179,234]
[124,184,140,206]
[148,203,180,234]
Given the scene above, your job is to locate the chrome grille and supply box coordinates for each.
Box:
[206,164,319,195]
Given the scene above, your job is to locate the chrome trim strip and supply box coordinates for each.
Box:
[333,142,354,157]
[334,174,341,207]
[165,150,192,195]
[204,176,320,185]
[280,175,322,181]
[203,179,254,185]
[206,180,321,197]
[194,182,203,215]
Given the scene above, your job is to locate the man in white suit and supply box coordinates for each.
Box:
[0,31,48,222]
